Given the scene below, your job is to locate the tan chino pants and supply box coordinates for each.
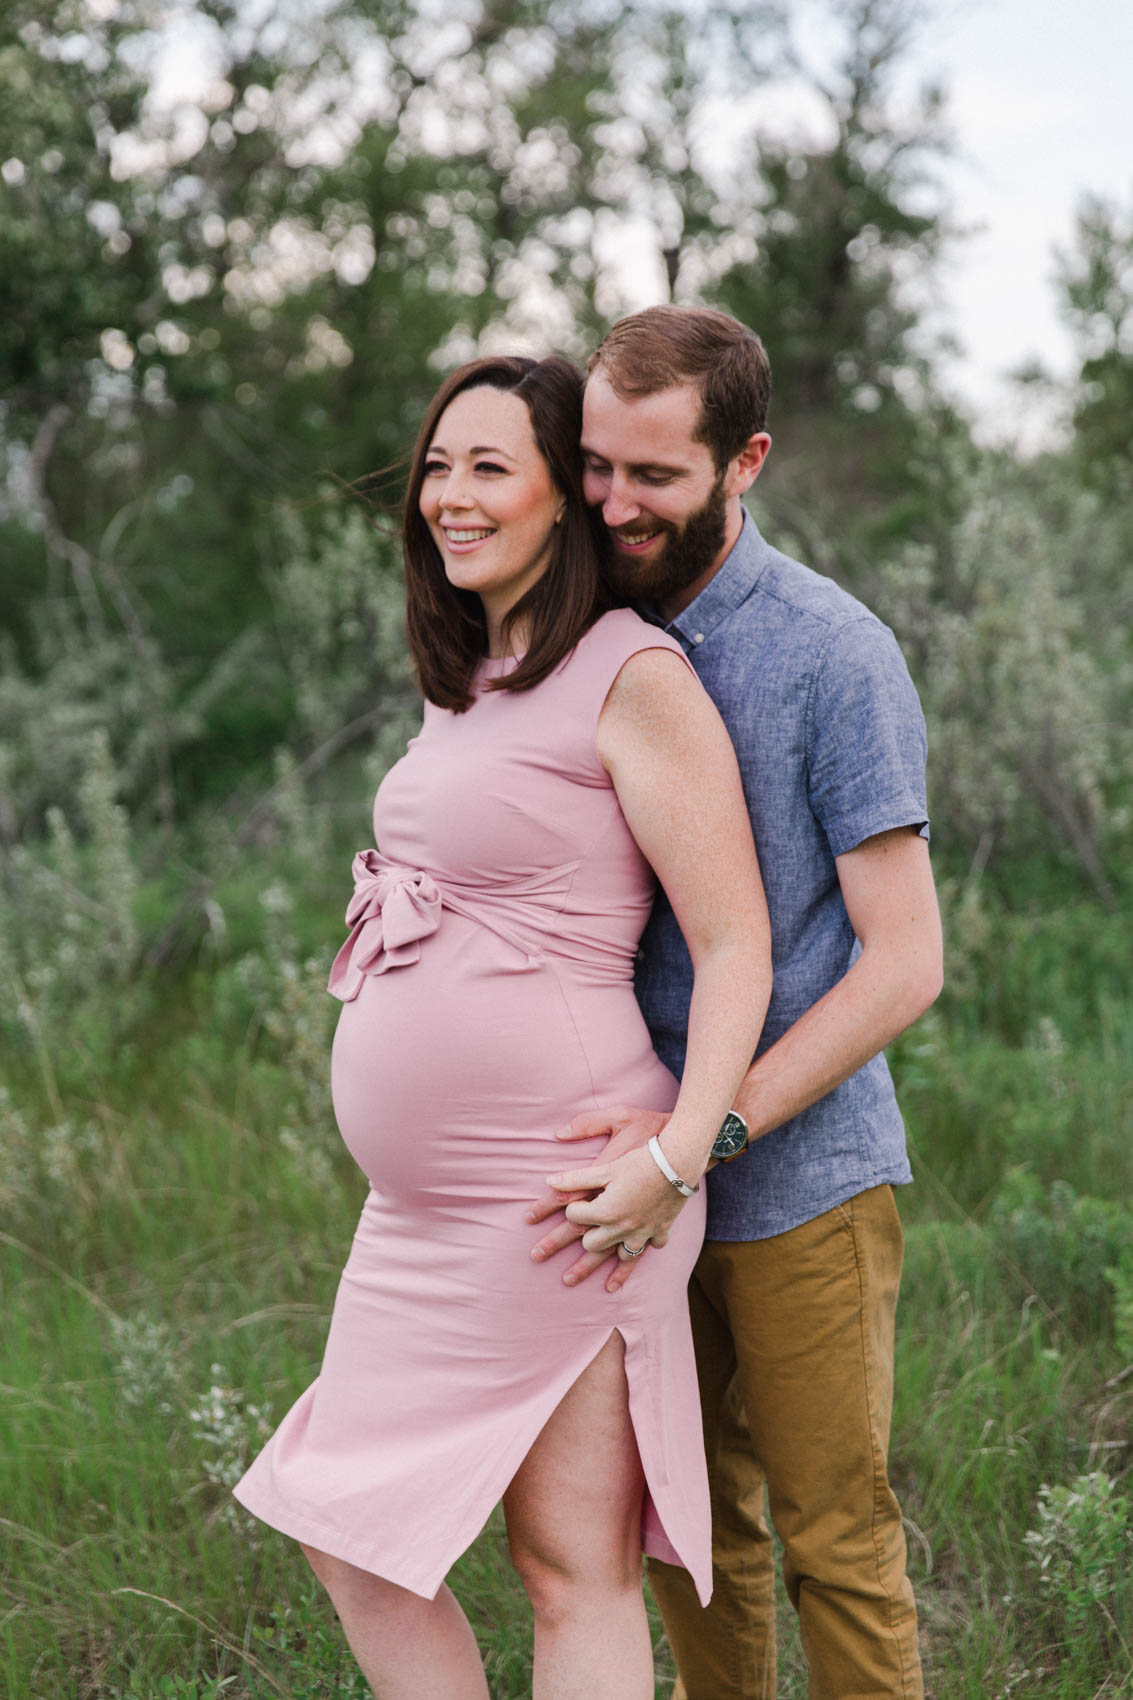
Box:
[647,1185,924,1700]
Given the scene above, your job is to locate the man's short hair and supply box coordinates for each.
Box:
[588,305,772,470]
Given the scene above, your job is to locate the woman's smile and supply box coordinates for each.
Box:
[440,525,498,552]
[419,386,563,647]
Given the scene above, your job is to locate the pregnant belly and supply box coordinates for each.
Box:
[329,915,666,1202]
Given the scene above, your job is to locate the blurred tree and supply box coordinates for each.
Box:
[0,2,154,433]
[687,0,969,574]
[1056,190,1133,498]
[0,1,791,803]
[877,451,1130,904]
[7,0,1123,908]
[0,0,650,822]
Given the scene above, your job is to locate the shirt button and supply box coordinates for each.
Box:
[693,632,705,644]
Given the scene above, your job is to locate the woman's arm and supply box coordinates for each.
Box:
[554,647,771,1274]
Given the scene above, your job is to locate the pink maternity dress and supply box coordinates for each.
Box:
[233,608,712,1604]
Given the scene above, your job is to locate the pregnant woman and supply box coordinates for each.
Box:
[234,353,772,1700]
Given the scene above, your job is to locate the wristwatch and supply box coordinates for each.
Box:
[710,1109,750,1163]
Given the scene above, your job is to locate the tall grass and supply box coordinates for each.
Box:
[2,837,1131,1697]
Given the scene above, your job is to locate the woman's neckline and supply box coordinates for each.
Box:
[477,650,525,674]
[475,608,625,674]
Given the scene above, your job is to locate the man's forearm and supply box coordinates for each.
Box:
[734,942,941,1140]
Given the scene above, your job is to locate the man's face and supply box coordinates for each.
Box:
[580,374,732,612]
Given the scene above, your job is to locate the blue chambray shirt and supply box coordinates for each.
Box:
[636,512,930,1240]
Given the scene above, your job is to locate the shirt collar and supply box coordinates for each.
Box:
[642,510,769,650]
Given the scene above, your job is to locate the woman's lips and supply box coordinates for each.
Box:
[441,527,496,553]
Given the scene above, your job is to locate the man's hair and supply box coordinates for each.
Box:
[588,305,771,470]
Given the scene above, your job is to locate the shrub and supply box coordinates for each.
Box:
[1024,1471,1131,1660]
[988,1169,1133,1336]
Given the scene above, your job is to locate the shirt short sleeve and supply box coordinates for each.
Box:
[806,616,929,858]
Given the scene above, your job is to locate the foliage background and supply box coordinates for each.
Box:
[1,1,1130,1695]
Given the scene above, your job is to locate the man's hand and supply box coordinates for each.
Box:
[526,1104,671,1291]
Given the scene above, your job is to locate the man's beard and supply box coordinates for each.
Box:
[601,474,729,609]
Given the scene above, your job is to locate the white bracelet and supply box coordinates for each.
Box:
[647,1135,699,1198]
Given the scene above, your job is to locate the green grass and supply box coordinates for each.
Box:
[2,883,1131,1697]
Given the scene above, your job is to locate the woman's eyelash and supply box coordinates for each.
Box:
[423,459,508,475]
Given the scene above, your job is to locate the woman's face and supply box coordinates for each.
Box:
[419,386,563,630]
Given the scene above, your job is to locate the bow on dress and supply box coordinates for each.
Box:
[328,851,442,1002]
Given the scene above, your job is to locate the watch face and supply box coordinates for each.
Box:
[713,1111,749,1162]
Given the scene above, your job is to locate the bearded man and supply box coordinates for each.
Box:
[529,304,941,1700]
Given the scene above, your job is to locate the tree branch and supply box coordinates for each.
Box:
[28,405,105,637]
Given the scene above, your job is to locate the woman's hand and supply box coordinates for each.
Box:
[527,1105,671,1287]
[544,1136,692,1293]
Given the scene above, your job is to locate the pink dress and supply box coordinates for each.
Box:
[233,609,712,1604]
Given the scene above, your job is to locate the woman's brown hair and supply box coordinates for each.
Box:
[403,355,610,711]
